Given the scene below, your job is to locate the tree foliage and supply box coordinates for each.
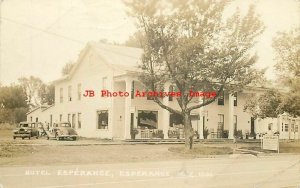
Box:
[244,90,283,119]
[61,61,75,76]
[18,76,44,108]
[273,28,300,82]
[18,76,54,109]
[244,28,300,118]
[275,29,300,116]
[124,31,144,48]
[0,85,28,123]
[125,0,265,149]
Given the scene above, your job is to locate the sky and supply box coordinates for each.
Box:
[0,0,299,86]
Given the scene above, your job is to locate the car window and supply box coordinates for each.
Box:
[21,124,29,127]
[60,123,70,127]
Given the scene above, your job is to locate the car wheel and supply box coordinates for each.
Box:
[47,136,49,140]
[72,137,77,141]
[13,136,16,140]
[22,137,24,140]
[28,136,31,140]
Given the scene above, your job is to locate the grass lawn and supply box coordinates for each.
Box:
[1,126,300,166]
[168,145,233,155]
[240,141,300,153]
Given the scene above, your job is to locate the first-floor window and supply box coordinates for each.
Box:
[284,124,289,132]
[137,110,158,129]
[169,113,183,128]
[78,113,81,129]
[295,125,299,132]
[97,110,108,129]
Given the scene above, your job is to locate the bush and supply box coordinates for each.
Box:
[0,123,17,130]
[222,130,229,138]
[235,130,243,139]
[203,127,209,139]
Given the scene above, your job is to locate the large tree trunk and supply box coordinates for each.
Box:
[184,112,194,150]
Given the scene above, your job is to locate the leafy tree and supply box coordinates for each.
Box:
[244,28,300,118]
[244,90,283,119]
[61,61,75,76]
[40,84,55,105]
[125,0,265,149]
[273,28,300,116]
[273,28,300,82]
[18,76,45,109]
[0,85,28,123]
[124,31,144,48]
[0,85,28,109]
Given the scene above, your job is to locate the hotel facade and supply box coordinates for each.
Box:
[27,42,300,140]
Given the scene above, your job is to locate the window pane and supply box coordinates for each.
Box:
[218,91,224,105]
[137,110,158,129]
[60,88,63,103]
[68,85,72,101]
[97,110,108,129]
[234,92,237,106]
[78,113,81,129]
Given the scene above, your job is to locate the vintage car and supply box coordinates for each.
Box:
[13,122,40,139]
[46,122,78,141]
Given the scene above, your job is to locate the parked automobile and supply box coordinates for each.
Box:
[46,122,78,141]
[13,122,40,139]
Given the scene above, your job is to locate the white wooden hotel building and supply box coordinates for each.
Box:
[27,42,300,140]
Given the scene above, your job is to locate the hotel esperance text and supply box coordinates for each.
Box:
[83,90,217,98]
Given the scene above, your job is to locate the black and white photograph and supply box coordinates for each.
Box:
[0,0,299,187]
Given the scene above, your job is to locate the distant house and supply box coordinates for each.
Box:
[27,42,300,140]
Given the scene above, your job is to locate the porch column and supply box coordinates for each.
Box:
[162,84,170,139]
[228,93,234,139]
[124,78,132,139]
[199,99,204,139]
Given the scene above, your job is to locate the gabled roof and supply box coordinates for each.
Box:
[26,105,53,115]
[53,42,143,83]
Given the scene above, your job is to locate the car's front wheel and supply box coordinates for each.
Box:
[13,136,16,140]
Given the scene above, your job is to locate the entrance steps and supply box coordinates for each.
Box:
[125,139,234,144]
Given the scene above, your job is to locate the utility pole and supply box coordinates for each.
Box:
[0,0,3,85]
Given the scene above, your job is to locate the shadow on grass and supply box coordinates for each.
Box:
[168,146,233,155]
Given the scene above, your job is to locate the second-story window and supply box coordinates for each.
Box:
[218,91,224,105]
[234,92,237,106]
[60,88,63,103]
[131,81,135,99]
[68,85,72,101]
[169,85,174,101]
[77,83,81,100]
